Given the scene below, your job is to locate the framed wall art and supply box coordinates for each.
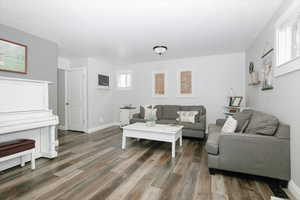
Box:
[0,39,27,74]
[152,71,167,97]
[177,69,194,97]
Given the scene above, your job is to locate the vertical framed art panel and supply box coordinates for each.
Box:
[0,39,27,74]
[152,71,167,97]
[177,69,194,97]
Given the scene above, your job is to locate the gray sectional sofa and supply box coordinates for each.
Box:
[206,109,290,182]
[130,105,206,139]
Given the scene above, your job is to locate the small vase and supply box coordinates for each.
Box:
[146,120,156,127]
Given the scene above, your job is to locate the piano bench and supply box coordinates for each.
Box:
[0,139,36,170]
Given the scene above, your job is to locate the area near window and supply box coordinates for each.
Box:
[117,71,132,89]
[275,1,300,77]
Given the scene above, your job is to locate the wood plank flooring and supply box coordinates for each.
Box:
[0,127,293,200]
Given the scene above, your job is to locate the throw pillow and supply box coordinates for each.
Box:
[221,116,238,133]
[232,110,252,132]
[140,105,152,119]
[177,111,199,123]
[239,119,249,133]
[144,107,157,120]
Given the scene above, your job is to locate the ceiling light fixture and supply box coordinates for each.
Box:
[153,45,168,56]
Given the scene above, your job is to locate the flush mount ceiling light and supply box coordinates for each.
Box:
[153,45,168,56]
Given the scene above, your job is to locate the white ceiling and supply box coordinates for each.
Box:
[0,0,283,64]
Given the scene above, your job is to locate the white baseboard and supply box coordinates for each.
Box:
[87,122,120,133]
[289,180,300,200]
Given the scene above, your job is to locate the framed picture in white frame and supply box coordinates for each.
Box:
[152,71,168,97]
[177,68,194,97]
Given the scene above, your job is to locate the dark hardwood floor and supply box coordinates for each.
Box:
[0,127,293,200]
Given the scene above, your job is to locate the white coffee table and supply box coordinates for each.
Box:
[122,123,183,158]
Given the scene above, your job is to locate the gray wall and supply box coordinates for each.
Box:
[58,69,65,127]
[0,24,58,115]
[245,0,300,189]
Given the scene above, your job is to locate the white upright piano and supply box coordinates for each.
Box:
[0,76,58,171]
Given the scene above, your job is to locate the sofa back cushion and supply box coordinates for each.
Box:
[232,110,252,132]
[161,105,180,120]
[245,110,279,136]
[153,105,164,120]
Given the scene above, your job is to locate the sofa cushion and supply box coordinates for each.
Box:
[179,122,204,130]
[180,105,206,122]
[153,105,164,120]
[245,110,279,136]
[205,131,221,155]
[232,110,252,132]
[208,124,222,133]
[156,120,177,125]
[161,105,180,120]
[130,118,146,124]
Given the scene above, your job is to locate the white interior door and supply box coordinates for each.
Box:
[66,68,87,132]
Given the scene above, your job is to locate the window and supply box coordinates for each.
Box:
[276,14,300,65]
[117,71,132,89]
[275,1,300,76]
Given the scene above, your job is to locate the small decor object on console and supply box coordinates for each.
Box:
[230,96,243,107]
[224,95,243,118]
[0,39,27,74]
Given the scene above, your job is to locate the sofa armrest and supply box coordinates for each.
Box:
[132,113,141,119]
[198,114,206,130]
[216,119,226,127]
[218,133,290,180]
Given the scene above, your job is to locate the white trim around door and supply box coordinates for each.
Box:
[65,67,88,132]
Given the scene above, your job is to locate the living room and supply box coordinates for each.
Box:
[0,0,299,199]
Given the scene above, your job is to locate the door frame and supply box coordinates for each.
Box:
[64,67,88,132]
